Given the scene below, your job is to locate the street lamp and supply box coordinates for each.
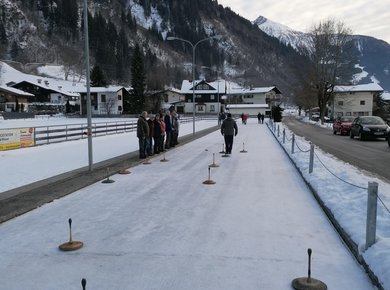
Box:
[83,0,93,171]
[167,35,222,134]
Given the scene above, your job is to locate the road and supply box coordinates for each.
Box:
[283,115,390,182]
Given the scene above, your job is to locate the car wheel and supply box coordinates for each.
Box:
[350,131,354,139]
[333,130,336,135]
[359,132,365,141]
[388,136,390,147]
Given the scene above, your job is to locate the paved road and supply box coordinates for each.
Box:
[283,116,390,182]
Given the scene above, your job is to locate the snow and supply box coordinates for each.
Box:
[333,83,384,92]
[0,115,389,289]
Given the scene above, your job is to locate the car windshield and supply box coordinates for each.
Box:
[340,117,354,122]
[360,117,386,125]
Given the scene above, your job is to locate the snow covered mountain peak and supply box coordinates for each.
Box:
[253,16,311,53]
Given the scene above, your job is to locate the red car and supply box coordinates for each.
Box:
[333,116,355,135]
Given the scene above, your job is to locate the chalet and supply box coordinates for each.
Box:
[0,85,34,112]
[329,83,384,118]
[226,86,282,116]
[180,80,225,114]
[10,79,80,105]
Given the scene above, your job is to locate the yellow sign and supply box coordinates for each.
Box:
[0,128,35,150]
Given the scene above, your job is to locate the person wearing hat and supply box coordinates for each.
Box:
[221,113,238,154]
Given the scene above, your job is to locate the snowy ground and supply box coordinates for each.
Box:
[0,117,386,289]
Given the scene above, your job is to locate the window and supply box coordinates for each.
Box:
[118,95,122,100]
[360,100,365,105]
[346,112,351,116]
[210,105,215,112]
[118,106,122,111]
[338,101,343,106]
[196,94,202,99]
[101,94,106,102]
[198,105,204,111]
[210,95,215,100]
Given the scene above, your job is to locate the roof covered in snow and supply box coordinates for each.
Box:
[333,83,384,93]
[0,85,34,97]
[226,104,269,108]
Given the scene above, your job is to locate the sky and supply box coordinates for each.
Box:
[218,0,390,44]
[0,116,388,289]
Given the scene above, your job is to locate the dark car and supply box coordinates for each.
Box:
[333,116,354,135]
[388,127,390,147]
[350,116,389,140]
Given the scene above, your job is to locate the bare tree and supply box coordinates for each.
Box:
[101,96,116,115]
[308,19,352,123]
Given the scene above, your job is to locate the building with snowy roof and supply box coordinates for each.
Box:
[329,83,384,118]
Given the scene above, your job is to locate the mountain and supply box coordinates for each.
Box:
[0,0,309,95]
[253,16,311,53]
[254,16,390,91]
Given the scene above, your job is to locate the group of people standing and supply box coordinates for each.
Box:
[137,110,180,159]
[257,112,265,124]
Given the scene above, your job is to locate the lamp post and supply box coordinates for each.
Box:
[83,0,93,171]
[167,35,222,134]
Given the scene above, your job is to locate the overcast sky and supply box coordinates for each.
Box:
[217,0,390,44]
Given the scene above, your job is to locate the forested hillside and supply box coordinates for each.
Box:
[0,0,309,93]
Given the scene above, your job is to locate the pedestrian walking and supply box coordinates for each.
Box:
[257,112,261,124]
[261,113,264,124]
[137,111,149,159]
[242,113,248,125]
[221,113,238,154]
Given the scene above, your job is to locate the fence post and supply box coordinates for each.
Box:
[291,133,295,154]
[46,126,49,144]
[309,143,314,173]
[365,182,378,250]
[283,128,286,144]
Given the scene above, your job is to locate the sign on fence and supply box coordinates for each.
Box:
[0,128,35,150]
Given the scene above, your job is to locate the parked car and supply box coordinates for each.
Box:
[350,116,389,140]
[333,116,355,135]
[388,127,390,147]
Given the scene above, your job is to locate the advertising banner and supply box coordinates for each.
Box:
[0,128,35,150]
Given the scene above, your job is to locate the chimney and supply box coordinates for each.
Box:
[37,79,42,84]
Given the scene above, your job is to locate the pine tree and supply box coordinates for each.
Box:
[129,43,146,113]
[90,65,107,87]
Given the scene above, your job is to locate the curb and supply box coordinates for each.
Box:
[0,125,219,223]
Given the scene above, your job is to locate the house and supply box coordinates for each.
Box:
[74,86,129,115]
[146,87,185,114]
[180,79,283,116]
[329,83,384,118]
[180,79,225,114]
[226,85,282,116]
[9,79,80,114]
[0,85,34,112]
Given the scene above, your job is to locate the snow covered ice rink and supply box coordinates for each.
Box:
[0,117,377,289]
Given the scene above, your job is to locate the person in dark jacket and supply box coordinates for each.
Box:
[164,111,172,149]
[221,113,238,154]
[137,111,149,159]
[147,114,155,156]
[153,114,161,154]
